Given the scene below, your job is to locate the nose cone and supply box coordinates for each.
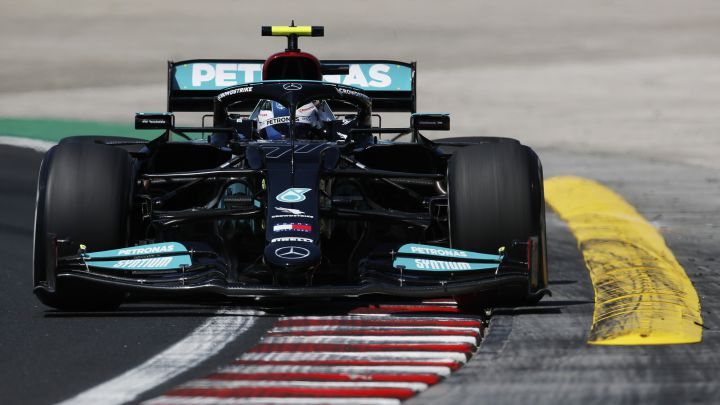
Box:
[264,242,321,270]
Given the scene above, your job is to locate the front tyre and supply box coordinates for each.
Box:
[448,142,542,309]
[33,142,134,309]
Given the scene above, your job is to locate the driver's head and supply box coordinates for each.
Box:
[257,101,322,140]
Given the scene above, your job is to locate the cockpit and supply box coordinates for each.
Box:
[250,99,336,140]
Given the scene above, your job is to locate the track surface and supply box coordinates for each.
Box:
[409,150,720,404]
[2,0,720,404]
[0,146,275,404]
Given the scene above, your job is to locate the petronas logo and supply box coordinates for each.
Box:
[276,188,311,203]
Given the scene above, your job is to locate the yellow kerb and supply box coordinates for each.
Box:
[545,176,702,345]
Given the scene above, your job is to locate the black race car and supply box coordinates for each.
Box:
[33,25,548,310]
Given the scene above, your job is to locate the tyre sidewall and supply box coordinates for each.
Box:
[33,142,134,308]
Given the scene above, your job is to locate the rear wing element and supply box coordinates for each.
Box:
[167,59,416,113]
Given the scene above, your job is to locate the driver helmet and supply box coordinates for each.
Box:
[257,101,327,140]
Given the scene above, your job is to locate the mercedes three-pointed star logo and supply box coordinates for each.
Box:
[274,246,310,260]
[282,83,303,91]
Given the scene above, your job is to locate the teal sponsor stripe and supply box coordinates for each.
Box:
[173,62,412,91]
[393,257,499,272]
[84,242,192,270]
[85,242,188,259]
[88,255,192,271]
[0,118,163,143]
[398,243,503,261]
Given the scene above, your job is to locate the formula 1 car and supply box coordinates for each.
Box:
[33,25,548,310]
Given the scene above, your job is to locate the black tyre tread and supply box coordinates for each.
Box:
[524,146,549,293]
[33,142,133,309]
[438,136,520,145]
[448,142,532,253]
[59,135,149,154]
[448,142,534,309]
[436,137,520,157]
[59,135,146,144]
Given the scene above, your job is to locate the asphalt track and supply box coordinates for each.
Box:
[2,0,720,404]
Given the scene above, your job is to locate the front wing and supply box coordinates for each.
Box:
[34,240,538,301]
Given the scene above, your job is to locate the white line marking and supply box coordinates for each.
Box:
[294,143,328,154]
[240,351,468,363]
[145,397,401,405]
[270,326,481,333]
[261,335,478,345]
[0,136,54,152]
[180,379,428,391]
[277,316,476,322]
[362,304,458,308]
[420,300,457,305]
[217,364,452,376]
[56,308,262,405]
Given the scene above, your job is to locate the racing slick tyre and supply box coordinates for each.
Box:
[439,136,520,145]
[59,135,144,144]
[60,135,148,154]
[526,147,549,304]
[437,136,520,156]
[33,142,134,310]
[448,141,543,311]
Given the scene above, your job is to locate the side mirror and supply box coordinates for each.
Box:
[135,112,174,130]
[411,113,450,131]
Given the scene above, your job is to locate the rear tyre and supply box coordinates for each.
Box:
[33,142,134,309]
[448,142,536,310]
